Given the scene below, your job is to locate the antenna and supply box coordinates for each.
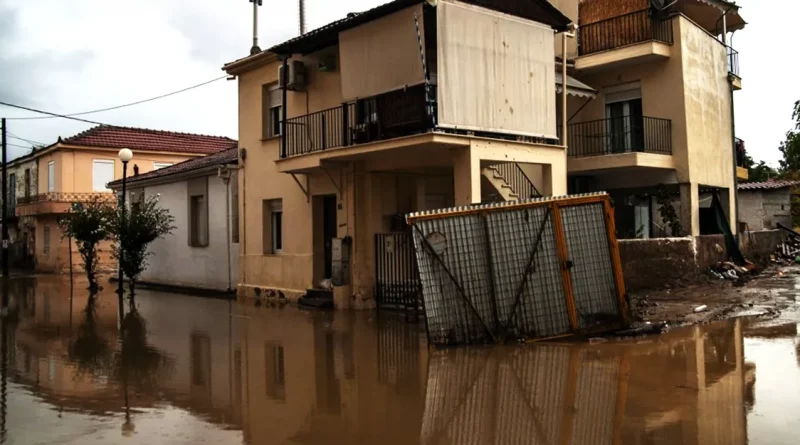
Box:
[249,0,263,55]
[299,0,307,35]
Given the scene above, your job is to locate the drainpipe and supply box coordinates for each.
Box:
[722,11,740,242]
[561,32,568,148]
[220,167,233,292]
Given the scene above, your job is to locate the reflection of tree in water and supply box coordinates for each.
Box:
[116,309,172,391]
[69,294,114,377]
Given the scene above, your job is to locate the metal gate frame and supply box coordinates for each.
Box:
[407,193,630,345]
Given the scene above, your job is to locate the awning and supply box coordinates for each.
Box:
[556,72,597,99]
[669,0,746,33]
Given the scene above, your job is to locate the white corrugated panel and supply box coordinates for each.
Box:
[437,0,556,138]
[339,4,426,101]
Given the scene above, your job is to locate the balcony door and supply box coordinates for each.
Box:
[605,83,644,154]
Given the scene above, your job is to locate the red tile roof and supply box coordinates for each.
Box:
[108,148,239,187]
[738,180,800,191]
[60,125,237,155]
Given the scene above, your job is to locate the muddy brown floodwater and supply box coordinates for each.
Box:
[0,275,798,444]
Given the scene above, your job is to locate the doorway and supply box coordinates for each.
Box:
[322,195,337,279]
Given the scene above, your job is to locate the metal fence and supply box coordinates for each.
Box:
[579,9,674,56]
[375,232,422,311]
[407,193,629,346]
[727,46,740,77]
[568,116,672,158]
[283,84,436,158]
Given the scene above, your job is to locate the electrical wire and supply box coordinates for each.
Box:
[2,75,228,121]
[6,132,45,147]
[5,142,34,150]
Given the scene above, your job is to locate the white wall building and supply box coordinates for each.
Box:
[110,148,239,292]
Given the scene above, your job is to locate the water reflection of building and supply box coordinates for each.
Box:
[422,319,748,445]
[239,309,428,444]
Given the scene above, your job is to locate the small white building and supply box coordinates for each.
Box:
[110,148,239,292]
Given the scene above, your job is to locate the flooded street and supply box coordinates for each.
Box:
[0,276,798,444]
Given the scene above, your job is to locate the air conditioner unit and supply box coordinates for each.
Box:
[278,60,307,91]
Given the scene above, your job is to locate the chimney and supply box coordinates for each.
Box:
[299,0,307,35]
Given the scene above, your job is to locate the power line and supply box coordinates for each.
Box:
[6,142,34,150]
[6,132,44,146]
[3,75,228,121]
[0,101,106,125]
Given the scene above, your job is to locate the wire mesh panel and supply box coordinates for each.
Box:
[408,193,628,347]
[560,204,621,331]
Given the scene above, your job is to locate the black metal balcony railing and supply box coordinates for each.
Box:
[282,84,436,158]
[567,116,672,158]
[736,137,746,167]
[727,46,740,77]
[579,9,674,56]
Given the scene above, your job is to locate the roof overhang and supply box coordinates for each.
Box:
[268,0,573,57]
[670,0,746,33]
[223,51,280,75]
[109,162,238,190]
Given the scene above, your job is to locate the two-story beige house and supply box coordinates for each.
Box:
[553,0,746,238]
[225,0,592,307]
[15,126,237,273]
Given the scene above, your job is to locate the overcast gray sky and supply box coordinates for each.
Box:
[0,0,791,167]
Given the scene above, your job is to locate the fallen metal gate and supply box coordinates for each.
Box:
[375,232,422,311]
[407,193,629,346]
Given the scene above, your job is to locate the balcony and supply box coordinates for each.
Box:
[16,192,117,217]
[736,138,748,181]
[576,9,673,71]
[567,116,674,173]
[282,84,436,159]
[728,46,742,90]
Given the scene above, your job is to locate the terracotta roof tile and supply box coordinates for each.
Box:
[109,148,238,187]
[61,125,237,155]
[738,180,800,191]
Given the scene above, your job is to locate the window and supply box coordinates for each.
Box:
[263,199,283,254]
[265,344,286,401]
[24,169,31,198]
[190,195,208,247]
[43,226,50,255]
[92,159,115,192]
[262,83,283,138]
[8,173,16,212]
[153,162,173,170]
[47,161,55,192]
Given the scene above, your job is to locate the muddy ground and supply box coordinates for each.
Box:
[629,264,800,329]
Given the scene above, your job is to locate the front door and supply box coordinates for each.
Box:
[322,195,337,279]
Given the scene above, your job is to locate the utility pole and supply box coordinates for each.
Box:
[249,0,263,55]
[1,118,8,313]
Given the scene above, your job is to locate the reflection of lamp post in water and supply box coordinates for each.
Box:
[117,148,133,325]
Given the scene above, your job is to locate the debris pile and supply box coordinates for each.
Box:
[708,261,757,283]
[771,230,800,265]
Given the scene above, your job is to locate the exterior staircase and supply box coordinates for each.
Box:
[481,163,542,202]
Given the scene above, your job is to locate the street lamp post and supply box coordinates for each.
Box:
[117,149,133,323]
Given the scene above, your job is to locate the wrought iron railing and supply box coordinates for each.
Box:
[17,192,117,205]
[736,138,746,167]
[579,9,673,56]
[567,116,672,158]
[491,163,542,199]
[282,84,436,158]
[727,46,740,77]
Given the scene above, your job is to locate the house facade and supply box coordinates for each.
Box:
[109,148,240,292]
[225,0,588,307]
[553,0,746,238]
[737,181,797,232]
[14,126,237,273]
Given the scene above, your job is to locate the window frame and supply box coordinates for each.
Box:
[263,199,283,254]
[189,194,209,248]
[47,161,55,193]
[92,159,116,192]
[153,162,173,170]
[43,225,51,255]
[263,83,283,139]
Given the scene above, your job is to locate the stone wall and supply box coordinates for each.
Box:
[619,238,697,291]
[620,230,787,291]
